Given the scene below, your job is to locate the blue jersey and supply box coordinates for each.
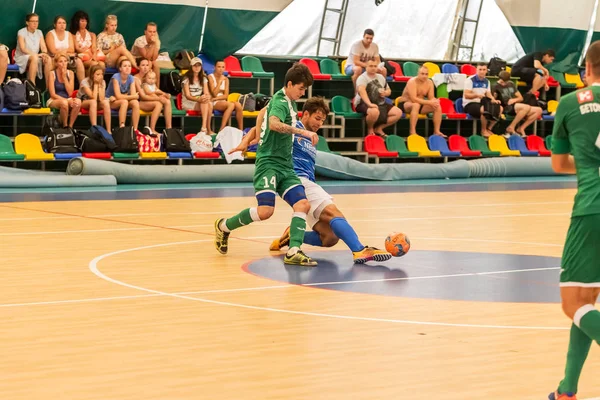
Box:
[292,121,317,182]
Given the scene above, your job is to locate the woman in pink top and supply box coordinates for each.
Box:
[70,10,104,71]
[46,15,85,83]
[97,15,137,70]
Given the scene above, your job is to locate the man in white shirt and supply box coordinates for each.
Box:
[354,59,402,136]
[345,29,386,87]
[132,22,161,78]
[463,63,503,137]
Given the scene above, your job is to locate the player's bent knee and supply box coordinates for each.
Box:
[293,199,310,213]
[321,235,339,248]
[257,206,274,220]
[283,185,307,208]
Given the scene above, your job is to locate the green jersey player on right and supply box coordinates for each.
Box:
[549,40,600,400]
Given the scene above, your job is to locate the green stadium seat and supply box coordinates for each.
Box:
[385,135,419,158]
[468,135,501,157]
[0,134,24,160]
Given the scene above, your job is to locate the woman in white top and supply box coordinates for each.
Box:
[208,60,243,132]
[182,57,212,134]
[133,58,169,135]
[46,15,85,83]
[70,10,104,71]
[15,13,52,83]
[97,15,137,70]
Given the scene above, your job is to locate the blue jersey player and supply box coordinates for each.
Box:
[233,97,391,263]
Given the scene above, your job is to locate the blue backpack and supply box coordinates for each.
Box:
[90,125,117,151]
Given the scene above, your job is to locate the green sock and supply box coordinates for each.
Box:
[224,208,255,231]
[577,307,600,343]
[557,324,592,394]
[289,214,307,249]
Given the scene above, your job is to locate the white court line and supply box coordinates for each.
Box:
[0,212,570,237]
[87,239,570,330]
[0,201,572,221]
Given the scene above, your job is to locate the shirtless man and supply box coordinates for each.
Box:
[396,65,445,137]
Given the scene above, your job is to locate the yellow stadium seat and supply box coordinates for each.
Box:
[23,107,51,115]
[423,62,440,78]
[565,73,585,88]
[245,152,256,159]
[140,110,152,117]
[488,134,520,156]
[547,100,558,114]
[139,152,167,159]
[341,59,347,75]
[407,134,441,157]
[15,133,54,160]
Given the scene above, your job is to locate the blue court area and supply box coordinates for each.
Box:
[0,175,576,203]
[244,250,562,303]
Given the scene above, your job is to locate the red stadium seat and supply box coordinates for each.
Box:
[299,58,331,80]
[224,56,252,78]
[526,135,551,156]
[364,134,398,158]
[448,135,481,157]
[439,98,467,119]
[82,152,111,159]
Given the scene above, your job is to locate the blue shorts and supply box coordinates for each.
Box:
[345,64,361,76]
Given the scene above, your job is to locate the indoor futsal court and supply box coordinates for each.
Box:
[2,176,600,400]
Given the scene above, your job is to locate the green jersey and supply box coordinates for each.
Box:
[552,84,600,217]
[256,88,298,170]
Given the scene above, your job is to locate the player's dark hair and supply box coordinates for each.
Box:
[303,96,330,116]
[364,29,374,36]
[586,41,600,77]
[284,62,313,88]
[544,49,556,58]
[476,62,487,67]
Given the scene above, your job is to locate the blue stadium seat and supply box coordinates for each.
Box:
[442,63,459,74]
[428,135,460,157]
[507,134,538,156]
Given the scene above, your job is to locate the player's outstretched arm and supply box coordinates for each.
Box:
[269,116,318,146]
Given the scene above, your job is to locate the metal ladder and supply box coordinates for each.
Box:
[316,0,349,57]
[446,0,484,61]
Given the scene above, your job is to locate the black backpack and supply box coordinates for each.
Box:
[25,80,41,108]
[255,94,272,111]
[112,126,139,152]
[0,85,4,110]
[77,129,110,153]
[163,128,191,152]
[42,115,63,137]
[488,56,507,76]
[160,70,182,96]
[173,50,195,70]
[4,78,29,110]
[43,127,79,153]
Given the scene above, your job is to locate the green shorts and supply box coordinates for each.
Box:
[560,214,600,286]
[253,162,302,199]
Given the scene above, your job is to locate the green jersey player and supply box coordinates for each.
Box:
[549,41,600,400]
[214,63,319,266]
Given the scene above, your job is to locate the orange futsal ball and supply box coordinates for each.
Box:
[384,232,410,257]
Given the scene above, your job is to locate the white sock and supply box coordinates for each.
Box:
[574,304,597,328]
[287,246,300,256]
[249,207,261,222]
[219,219,230,233]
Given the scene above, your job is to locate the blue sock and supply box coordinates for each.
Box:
[303,230,323,246]
[330,217,364,252]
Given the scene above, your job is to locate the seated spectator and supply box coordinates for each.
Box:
[97,15,137,70]
[47,52,81,128]
[345,29,387,87]
[463,63,503,137]
[181,57,212,134]
[353,59,402,137]
[70,10,105,70]
[77,64,111,132]
[134,58,170,135]
[15,13,52,83]
[106,58,140,130]
[493,71,542,137]
[0,44,8,84]
[511,49,555,95]
[131,22,160,79]
[208,60,243,132]
[46,15,86,83]
[396,65,446,137]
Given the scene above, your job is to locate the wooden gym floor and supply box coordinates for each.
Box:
[1,178,599,400]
